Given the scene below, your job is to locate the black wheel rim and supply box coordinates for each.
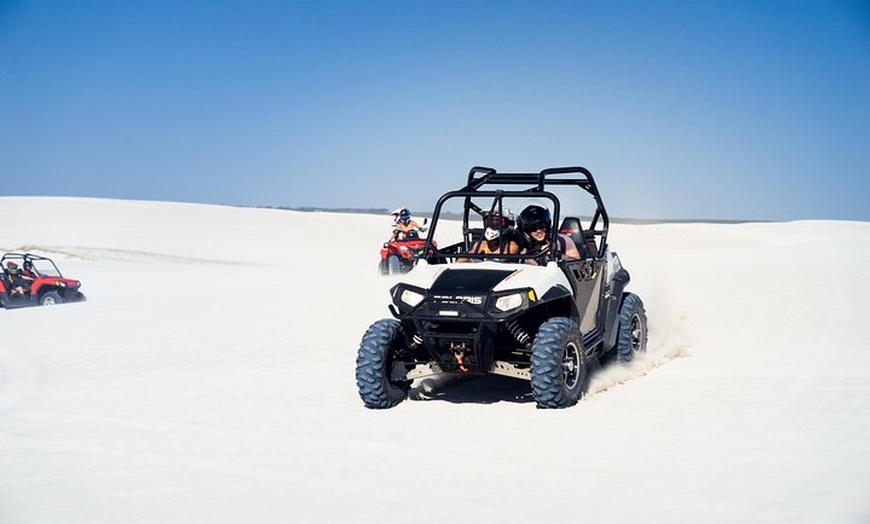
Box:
[563,341,581,389]
[630,314,643,353]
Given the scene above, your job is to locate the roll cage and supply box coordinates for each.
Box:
[1,252,64,278]
[422,166,610,263]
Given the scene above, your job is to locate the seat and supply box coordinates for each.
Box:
[558,217,599,259]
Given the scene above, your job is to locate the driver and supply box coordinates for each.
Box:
[517,205,580,265]
[21,260,38,278]
[390,207,426,241]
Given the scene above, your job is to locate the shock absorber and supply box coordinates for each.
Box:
[506,320,531,346]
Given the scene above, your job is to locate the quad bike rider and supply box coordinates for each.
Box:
[357,166,648,409]
[379,207,431,275]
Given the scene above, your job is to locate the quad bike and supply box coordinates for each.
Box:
[378,220,433,275]
[379,233,428,275]
[0,252,86,309]
[356,166,648,409]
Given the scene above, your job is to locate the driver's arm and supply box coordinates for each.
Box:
[561,236,581,260]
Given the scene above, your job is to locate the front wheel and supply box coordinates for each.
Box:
[616,293,648,363]
[40,291,63,306]
[530,318,587,408]
[387,255,401,275]
[355,319,411,409]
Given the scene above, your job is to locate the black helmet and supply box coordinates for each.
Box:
[518,205,551,233]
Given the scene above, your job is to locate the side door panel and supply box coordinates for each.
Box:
[563,259,605,335]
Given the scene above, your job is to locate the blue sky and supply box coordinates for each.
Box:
[1,1,868,221]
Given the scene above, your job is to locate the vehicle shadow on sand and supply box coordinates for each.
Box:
[410,374,536,405]
[408,358,613,405]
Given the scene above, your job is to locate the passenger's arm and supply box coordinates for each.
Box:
[456,241,481,263]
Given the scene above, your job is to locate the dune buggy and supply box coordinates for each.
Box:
[356,166,648,409]
[1,252,86,309]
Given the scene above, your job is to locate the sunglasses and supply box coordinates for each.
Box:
[524,222,548,233]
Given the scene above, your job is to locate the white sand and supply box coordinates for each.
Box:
[1,197,868,523]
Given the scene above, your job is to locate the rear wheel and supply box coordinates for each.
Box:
[616,293,648,363]
[40,291,63,306]
[530,318,586,408]
[355,319,411,409]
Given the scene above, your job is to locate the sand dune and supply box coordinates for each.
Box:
[1,197,868,523]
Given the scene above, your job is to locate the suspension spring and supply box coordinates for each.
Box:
[506,320,531,346]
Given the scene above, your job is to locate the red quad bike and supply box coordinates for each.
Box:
[378,220,435,275]
[0,253,86,309]
[379,230,431,275]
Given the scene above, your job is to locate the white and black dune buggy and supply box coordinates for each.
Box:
[356,166,648,409]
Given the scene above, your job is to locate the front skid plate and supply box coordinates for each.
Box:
[391,360,530,381]
[392,362,443,381]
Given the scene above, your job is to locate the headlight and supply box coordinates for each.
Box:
[401,289,425,307]
[495,293,524,312]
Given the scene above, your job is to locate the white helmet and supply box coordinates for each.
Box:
[483,214,510,241]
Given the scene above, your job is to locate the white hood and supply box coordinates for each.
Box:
[401,260,572,298]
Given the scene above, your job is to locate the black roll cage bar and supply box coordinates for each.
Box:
[1,252,63,277]
[423,166,610,263]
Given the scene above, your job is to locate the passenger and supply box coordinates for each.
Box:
[462,214,521,261]
[391,208,426,241]
[517,205,581,265]
[389,206,405,226]
[5,261,32,296]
